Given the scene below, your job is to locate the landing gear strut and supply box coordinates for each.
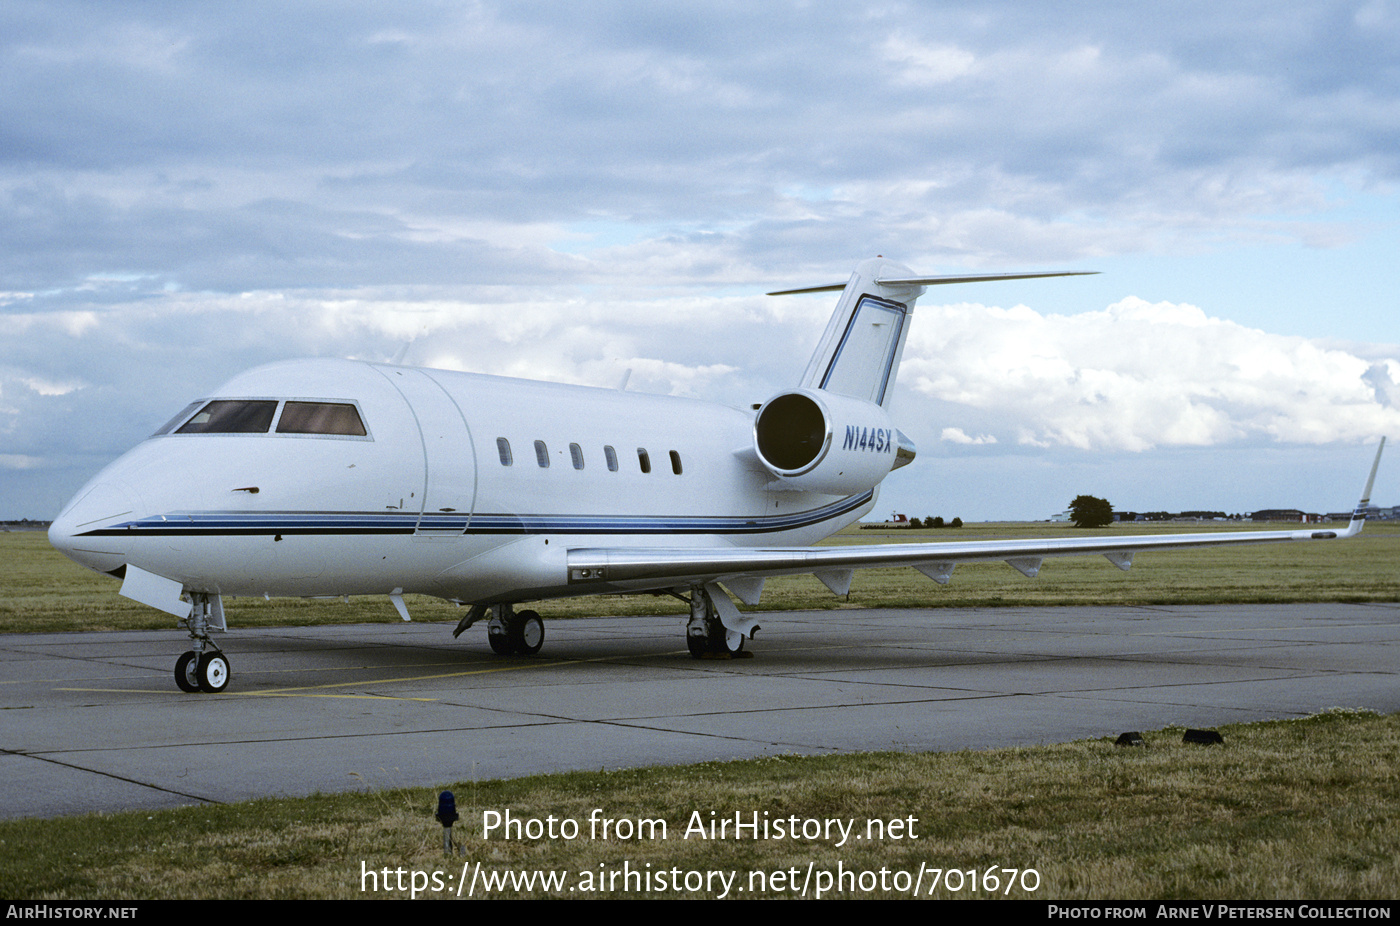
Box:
[175,593,229,693]
[686,584,746,658]
[486,604,545,656]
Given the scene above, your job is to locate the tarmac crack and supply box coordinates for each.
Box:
[0,747,221,806]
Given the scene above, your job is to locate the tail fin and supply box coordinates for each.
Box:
[795,258,924,409]
[777,259,1097,409]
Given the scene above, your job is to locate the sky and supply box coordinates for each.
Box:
[3,1,1399,522]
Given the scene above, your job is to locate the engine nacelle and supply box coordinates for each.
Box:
[752,389,914,494]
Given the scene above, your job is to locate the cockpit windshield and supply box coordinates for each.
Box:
[154,398,370,438]
[276,401,367,436]
[176,400,279,434]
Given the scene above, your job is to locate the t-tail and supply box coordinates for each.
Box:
[771,257,1098,409]
[750,259,1096,494]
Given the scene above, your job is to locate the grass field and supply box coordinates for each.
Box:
[4,519,1399,634]
[2,711,1397,899]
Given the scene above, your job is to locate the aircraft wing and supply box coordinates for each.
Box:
[566,440,1386,604]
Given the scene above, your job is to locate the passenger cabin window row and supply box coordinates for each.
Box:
[155,399,369,438]
[495,439,683,474]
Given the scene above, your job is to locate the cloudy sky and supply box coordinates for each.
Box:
[3,1,1399,522]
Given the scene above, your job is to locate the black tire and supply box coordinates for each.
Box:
[175,651,200,692]
[702,618,745,655]
[511,610,545,656]
[197,652,230,693]
[488,631,514,655]
[686,633,707,658]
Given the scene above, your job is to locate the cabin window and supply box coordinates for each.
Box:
[176,400,278,434]
[637,448,651,474]
[497,438,513,466]
[152,401,203,436]
[276,401,367,436]
[604,445,618,472]
[534,440,550,468]
[670,450,683,475]
[569,443,585,470]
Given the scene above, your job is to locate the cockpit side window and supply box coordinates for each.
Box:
[176,400,278,434]
[276,401,368,436]
[152,401,204,436]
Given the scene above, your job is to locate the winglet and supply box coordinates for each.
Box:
[1342,438,1386,537]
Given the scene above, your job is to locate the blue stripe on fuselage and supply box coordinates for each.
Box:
[79,491,875,538]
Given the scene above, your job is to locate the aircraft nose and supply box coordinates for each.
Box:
[48,481,139,575]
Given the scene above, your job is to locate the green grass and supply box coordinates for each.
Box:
[2,711,1397,899]
[6,521,1399,633]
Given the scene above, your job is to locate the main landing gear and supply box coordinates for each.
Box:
[452,589,754,660]
[174,593,229,693]
[485,604,545,656]
[686,584,747,658]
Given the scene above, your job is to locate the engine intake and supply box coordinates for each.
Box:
[753,389,913,494]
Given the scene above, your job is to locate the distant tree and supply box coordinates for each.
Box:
[1069,495,1114,528]
[950,517,963,528]
[907,517,923,529]
[929,516,945,528]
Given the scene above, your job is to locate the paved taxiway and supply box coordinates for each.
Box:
[3,602,1398,819]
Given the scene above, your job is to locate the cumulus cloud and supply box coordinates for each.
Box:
[903,297,1400,452]
[940,427,996,445]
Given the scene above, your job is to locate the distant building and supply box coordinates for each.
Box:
[1250,509,1325,523]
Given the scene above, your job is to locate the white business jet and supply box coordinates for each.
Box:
[47,258,1385,693]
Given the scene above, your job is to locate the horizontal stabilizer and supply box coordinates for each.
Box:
[768,270,1097,296]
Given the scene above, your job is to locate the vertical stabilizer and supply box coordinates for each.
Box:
[776,261,1095,409]
[798,258,927,409]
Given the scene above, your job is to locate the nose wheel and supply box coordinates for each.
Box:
[175,650,231,693]
[175,651,200,692]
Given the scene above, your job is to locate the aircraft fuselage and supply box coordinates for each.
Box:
[49,357,878,605]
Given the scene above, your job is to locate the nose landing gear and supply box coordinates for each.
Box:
[174,593,230,692]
